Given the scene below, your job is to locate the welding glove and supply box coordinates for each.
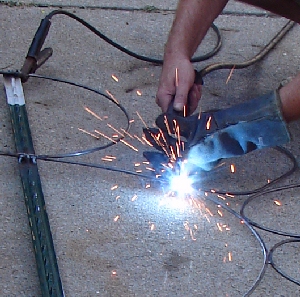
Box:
[185,90,290,171]
[152,90,290,171]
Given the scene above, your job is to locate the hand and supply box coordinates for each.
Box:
[156,55,202,114]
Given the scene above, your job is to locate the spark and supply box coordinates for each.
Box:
[114,215,120,222]
[206,208,213,217]
[148,130,170,157]
[176,142,181,158]
[131,194,138,202]
[142,135,153,146]
[204,215,211,223]
[136,90,142,96]
[206,116,212,130]
[134,134,145,145]
[111,185,118,190]
[217,195,226,200]
[182,141,185,152]
[217,223,223,232]
[95,128,138,152]
[174,121,181,151]
[226,193,235,198]
[217,210,223,217]
[146,167,155,172]
[146,184,151,189]
[158,129,172,156]
[135,170,142,173]
[175,67,179,87]
[111,270,117,277]
[150,223,155,231]
[107,123,124,137]
[120,139,139,152]
[274,200,282,206]
[78,128,100,139]
[183,105,187,117]
[106,90,119,104]
[134,163,141,167]
[120,128,134,139]
[115,196,120,200]
[111,74,119,82]
[164,115,172,135]
[230,164,235,173]
[95,129,116,143]
[102,157,113,162]
[136,111,148,128]
[170,146,176,161]
[190,229,196,241]
[105,155,116,160]
[228,252,232,262]
[83,107,102,121]
[198,108,202,119]
[226,65,235,84]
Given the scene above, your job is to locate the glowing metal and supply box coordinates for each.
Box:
[136,111,148,128]
[105,90,119,104]
[78,128,100,139]
[84,107,102,121]
[111,74,119,82]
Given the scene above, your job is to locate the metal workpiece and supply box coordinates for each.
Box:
[3,76,64,297]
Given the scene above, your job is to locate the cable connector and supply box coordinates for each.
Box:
[20,17,53,82]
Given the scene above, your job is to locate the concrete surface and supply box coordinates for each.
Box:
[1,1,300,296]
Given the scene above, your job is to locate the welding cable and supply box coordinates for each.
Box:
[0,10,299,297]
[199,20,295,78]
[44,9,222,64]
[204,193,268,297]
[23,72,131,159]
[204,146,298,197]
[0,12,298,202]
[0,74,297,194]
[268,238,300,286]
[240,183,300,237]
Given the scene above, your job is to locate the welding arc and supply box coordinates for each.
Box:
[0,13,298,192]
[0,9,299,296]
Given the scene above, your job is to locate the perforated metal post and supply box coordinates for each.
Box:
[3,75,64,297]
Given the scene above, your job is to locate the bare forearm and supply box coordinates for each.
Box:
[165,0,228,59]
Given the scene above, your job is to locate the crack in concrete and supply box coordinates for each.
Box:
[0,1,172,12]
[0,0,278,18]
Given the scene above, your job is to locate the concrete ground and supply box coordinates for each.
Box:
[1,1,300,296]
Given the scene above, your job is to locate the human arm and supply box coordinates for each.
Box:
[156,0,228,113]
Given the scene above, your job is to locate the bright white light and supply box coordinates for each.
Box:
[169,172,194,196]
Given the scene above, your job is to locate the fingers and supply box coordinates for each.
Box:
[156,57,202,114]
[156,89,174,113]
